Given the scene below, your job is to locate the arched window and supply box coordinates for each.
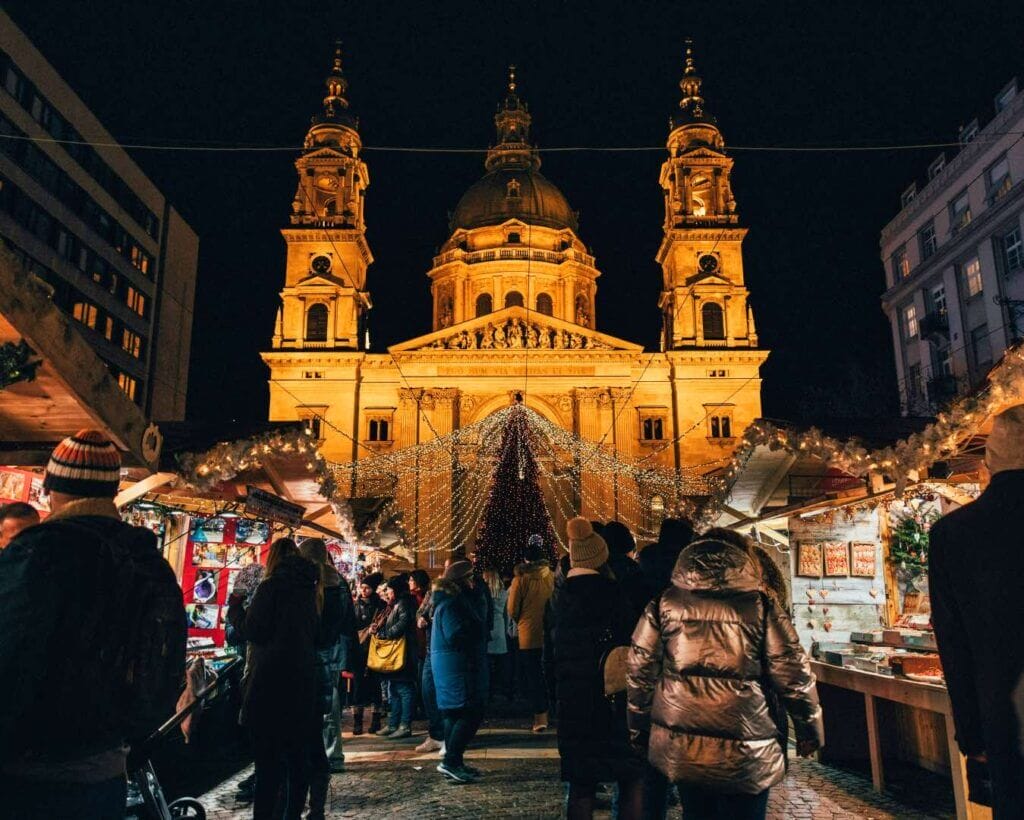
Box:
[702,302,725,340]
[476,293,493,317]
[536,293,553,316]
[505,291,524,308]
[306,303,328,341]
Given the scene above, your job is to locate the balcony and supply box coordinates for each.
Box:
[927,374,961,405]
[919,311,949,343]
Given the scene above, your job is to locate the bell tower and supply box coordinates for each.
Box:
[272,41,373,351]
[657,40,758,351]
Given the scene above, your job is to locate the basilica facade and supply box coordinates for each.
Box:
[262,44,768,562]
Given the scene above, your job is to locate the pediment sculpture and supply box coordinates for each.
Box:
[425,316,611,351]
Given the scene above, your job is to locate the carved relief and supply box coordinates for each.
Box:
[437,282,454,329]
[424,317,611,351]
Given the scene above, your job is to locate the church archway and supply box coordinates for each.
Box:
[305,303,329,341]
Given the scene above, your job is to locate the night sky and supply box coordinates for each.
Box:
[6,2,1024,425]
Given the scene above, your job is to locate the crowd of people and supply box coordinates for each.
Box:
[0,417,1022,819]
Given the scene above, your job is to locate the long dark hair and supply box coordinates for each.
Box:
[265,537,297,579]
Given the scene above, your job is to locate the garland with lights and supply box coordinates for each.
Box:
[887,501,939,576]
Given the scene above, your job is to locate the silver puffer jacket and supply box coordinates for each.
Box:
[627,536,824,794]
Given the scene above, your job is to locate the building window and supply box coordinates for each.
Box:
[930,284,947,316]
[919,221,937,261]
[987,154,1012,203]
[368,417,392,442]
[959,120,979,145]
[1003,227,1023,272]
[504,290,524,308]
[708,369,728,377]
[126,286,146,317]
[640,416,665,441]
[995,79,1018,112]
[701,302,725,340]
[937,347,953,376]
[927,154,946,180]
[892,245,911,280]
[117,372,137,400]
[305,417,323,440]
[963,256,983,297]
[103,315,114,341]
[506,179,521,197]
[950,191,971,234]
[507,232,521,244]
[303,370,325,379]
[971,324,993,368]
[305,303,328,341]
[535,292,553,315]
[121,329,142,359]
[907,363,922,404]
[903,304,919,339]
[72,301,98,329]
[900,184,917,208]
[708,413,733,439]
[475,293,493,316]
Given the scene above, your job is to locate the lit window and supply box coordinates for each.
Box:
[892,245,911,280]
[949,191,971,234]
[121,329,142,358]
[986,155,1011,202]
[964,257,983,297]
[305,417,323,439]
[126,286,146,317]
[918,222,937,261]
[1003,227,1023,272]
[927,154,946,180]
[117,372,137,400]
[641,416,665,441]
[103,316,114,340]
[72,301,98,329]
[904,304,919,338]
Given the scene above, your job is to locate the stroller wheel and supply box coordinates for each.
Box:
[168,797,206,819]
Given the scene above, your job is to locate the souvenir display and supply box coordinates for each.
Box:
[191,517,226,543]
[823,542,851,577]
[185,604,219,630]
[193,570,218,603]
[797,542,823,577]
[850,542,877,577]
[235,519,270,545]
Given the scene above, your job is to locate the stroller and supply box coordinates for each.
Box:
[125,657,242,820]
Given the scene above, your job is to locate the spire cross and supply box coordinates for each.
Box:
[684,37,695,75]
[333,38,343,73]
[508,64,517,94]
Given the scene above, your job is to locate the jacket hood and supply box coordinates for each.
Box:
[431,578,462,602]
[514,559,552,578]
[672,538,761,594]
[268,553,319,588]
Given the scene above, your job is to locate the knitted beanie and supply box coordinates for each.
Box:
[43,429,121,498]
[443,558,473,582]
[566,516,609,570]
[986,404,1024,474]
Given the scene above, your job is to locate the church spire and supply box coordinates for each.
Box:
[673,38,715,128]
[486,64,540,172]
[321,39,351,121]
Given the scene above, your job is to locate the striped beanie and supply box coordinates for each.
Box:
[43,430,121,497]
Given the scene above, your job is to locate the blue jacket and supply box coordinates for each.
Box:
[430,580,489,710]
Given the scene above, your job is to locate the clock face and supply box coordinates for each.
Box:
[311,255,332,274]
[698,254,719,273]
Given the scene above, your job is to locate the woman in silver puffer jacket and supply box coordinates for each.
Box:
[627,529,824,818]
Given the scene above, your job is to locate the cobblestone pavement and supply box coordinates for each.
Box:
[199,720,955,819]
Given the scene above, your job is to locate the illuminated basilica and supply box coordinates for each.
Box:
[263,43,768,564]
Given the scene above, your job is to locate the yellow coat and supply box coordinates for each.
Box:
[507,561,554,650]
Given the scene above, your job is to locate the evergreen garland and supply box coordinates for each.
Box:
[0,340,40,390]
[888,504,939,574]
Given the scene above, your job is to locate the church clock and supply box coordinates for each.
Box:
[311,255,332,274]
[698,253,719,274]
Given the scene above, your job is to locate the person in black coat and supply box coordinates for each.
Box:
[372,575,419,739]
[555,518,644,819]
[637,517,694,602]
[602,521,649,619]
[929,405,1024,819]
[227,537,320,820]
[351,572,385,735]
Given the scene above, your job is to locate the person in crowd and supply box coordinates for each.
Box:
[351,572,385,735]
[930,404,1024,819]
[298,538,355,818]
[227,562,265,807]
[637,517,694,602]
[431,559,489,783]
[627,529,823,820]
[372,575,418,739]
[602,520,649,617]
[0,501,39,549]
[484,569,512,701]
[227,537,319,820]
[415,573,446,754]
[0,431,186,820]
[508,533,555,732]
[555,518,645,819]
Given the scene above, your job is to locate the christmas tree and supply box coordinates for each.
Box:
[473,405,557,575]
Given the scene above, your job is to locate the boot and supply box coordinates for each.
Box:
[368,709,382,734]
[353,706,365,736]
[532,712,549,732]
[305,770,330,820]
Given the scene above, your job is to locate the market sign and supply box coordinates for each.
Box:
[244,485,305,528]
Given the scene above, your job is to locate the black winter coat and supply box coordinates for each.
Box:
[227,554,320,736]
[376,593,418,680]
[607,553,648,619]
[553,572,645,785]
[930,469,1024,759]
[638,539,685,602]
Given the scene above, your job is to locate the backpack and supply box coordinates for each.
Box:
[63,519,187,743]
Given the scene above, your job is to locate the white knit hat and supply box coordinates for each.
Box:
[566,517,609,570]
[986,404,1024,474]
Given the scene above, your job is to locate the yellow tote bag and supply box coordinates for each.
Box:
[367,635,406,674]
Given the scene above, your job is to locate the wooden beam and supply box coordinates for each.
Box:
[114,472,177,509]
[261,459,295,502]
[304,504,334,522]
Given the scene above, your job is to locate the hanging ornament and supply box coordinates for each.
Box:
[823,620,833,632]
[868,587,879,599]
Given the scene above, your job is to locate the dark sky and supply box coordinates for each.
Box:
[7,1,1024,424]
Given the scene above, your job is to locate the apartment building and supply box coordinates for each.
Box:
[880,77,1024,415]
[0,10,197,421]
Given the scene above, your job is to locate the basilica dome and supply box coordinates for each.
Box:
[450,167,578,232]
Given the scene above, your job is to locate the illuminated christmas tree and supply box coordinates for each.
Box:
[473,405,557,575]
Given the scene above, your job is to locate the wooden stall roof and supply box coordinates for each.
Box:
[0,248,158,469]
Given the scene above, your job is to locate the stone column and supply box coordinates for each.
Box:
[420,388,460,570]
